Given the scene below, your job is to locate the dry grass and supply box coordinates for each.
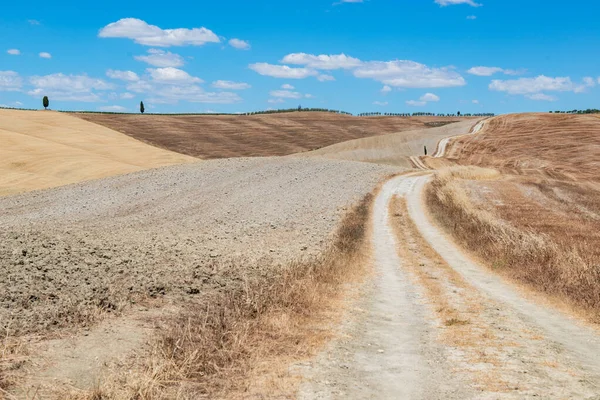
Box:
[76,112,468,159]
[447,113,600,181]
[388,196,517,393]
[60,192,374,399]
[426,167,600,322]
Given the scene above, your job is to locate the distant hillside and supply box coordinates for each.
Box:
[0,109,195,196]
[75,112,470,159]
[447,113,600,181]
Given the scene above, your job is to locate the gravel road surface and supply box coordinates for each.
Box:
[0,157,399,335]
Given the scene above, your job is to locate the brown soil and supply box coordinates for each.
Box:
[75,112,466,159]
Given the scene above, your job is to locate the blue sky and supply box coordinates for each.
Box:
[1,0,599,114]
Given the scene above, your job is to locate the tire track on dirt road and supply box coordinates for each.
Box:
[300,173,600,398]
[298,175,472,399]
[407,175,600,376]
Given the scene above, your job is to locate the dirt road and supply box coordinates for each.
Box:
[300,173,600,398]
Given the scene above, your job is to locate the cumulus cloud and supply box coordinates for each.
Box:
[435,0,481,6]
[472,99,480,104]
[140,84,242,104]
[381,85,392,94]
[0,71,23,91]
[249,63,318,79]
[281,53,362,70]
[7,49,20,55]
[354,60,465,88]
[28,73,113,102]
[120,92,135,99]
[106,69,140,82]
[468,66,524,76]
[583,76,596,88]
[135,49,184,67]
[229,38,250,50]
[268,98,285,104]
[468,66,503,76]
[98,105,127,112]
[467,15,477,20]
[147,67,203,84]
[39,52,51,59]
[317,74,335,82]
[269,90,303,99]
[281,84,295,90]
[98,18,220,47]
[420,93,440,102]
[489,75,584,95]
[526,93,558,101]
[28,19,40,25]
[373,101,388,106]
[212,80,251,90]
[406,92,440,107]
[123,68,241,105]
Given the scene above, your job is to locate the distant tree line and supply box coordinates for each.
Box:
[244,107,352,116]
[549,109,600,114]
[357,112,495,117]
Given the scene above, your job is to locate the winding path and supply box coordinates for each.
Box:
[299,119,600,399]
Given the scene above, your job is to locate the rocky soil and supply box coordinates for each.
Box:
[0,157,399,336]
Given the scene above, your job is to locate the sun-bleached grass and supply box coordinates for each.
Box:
[62,193,374,400]
[426,167,600,322]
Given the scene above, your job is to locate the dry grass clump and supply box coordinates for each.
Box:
[434,166,501,182]
[426,168,600,321]
[68,193,373,399]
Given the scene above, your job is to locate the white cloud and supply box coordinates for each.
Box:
[526,93,558,101]
[135,49,184,67]
[124,71,241,105]
[317,74,335,82]
[489,75,583,95]
[39,52,52,59]
[281,84,295,89]
[270,90,303,99]
[435,0,481,6]
[120,92,135,99]
[106,69,140,82]
[28,19,40,25]
[98,18,220,47]
[468,66,525,76]
[212,80,251,90]
[228,38,250,50]
[583,76,596,88]
[420,92,440,102]
[466,15,477,20]
[354,60,465,88]
[98,105,127,112]
[467,66,504,76]
[147,67,203,84]
[472,99,479,104]
[406,92,440,107]
[0,71,23,91]
[146,85,242,104]
[381,85,392,94]
[249,63,318,79]
[373,101,388,106]
[304,94,313,98]
[28,73,113,102]
[281,53,361,70]
[268,98,285,104]
[7,49,20,55]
